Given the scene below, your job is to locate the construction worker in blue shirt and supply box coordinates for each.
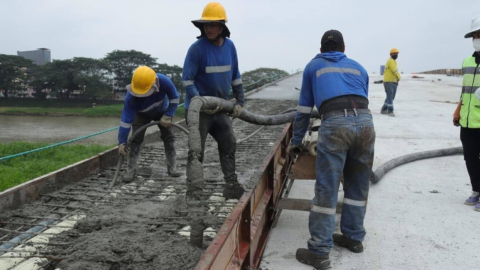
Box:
[182,2,245,200]
[118,66,181,182]
[289,30,376,270]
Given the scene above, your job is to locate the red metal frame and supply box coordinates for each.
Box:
[195,124,293,270]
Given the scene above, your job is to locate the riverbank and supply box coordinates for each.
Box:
[0,142,114,192]
[0,104,186,118]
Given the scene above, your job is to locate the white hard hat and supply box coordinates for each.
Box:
[465,14,480,38]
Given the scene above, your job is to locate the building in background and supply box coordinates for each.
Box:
[17,48,51,65]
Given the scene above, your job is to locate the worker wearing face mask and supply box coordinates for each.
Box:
[381,48,401,116]
[453,14,480,212]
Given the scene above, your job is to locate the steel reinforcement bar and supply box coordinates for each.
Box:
[194,123,293,270]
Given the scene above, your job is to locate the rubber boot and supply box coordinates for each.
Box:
[123,143,141,183]
[165,150,181,177]
[223,175,245,200]
[333,233,364,253]
[295,248,331,269]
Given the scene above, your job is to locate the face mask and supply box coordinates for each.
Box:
[391,54,398,60]
[474,39,480,52]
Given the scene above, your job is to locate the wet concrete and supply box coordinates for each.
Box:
[0,98,297,269]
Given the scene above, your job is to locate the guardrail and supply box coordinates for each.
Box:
[195,123,293,269]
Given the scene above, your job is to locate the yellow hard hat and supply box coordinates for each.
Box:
[128,66,157,97]
[192,2,230,38]
[200,2,227,21]
[390,48,399,54]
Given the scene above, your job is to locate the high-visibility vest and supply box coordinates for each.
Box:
[383,58,401,83]
[460,55,480,128]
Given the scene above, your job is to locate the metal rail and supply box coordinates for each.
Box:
[195,124,293,270]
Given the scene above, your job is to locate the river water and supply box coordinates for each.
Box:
[0,115,121,145]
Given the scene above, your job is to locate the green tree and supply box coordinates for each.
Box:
[31,60,77,100]
[0,54,34,98]
[153,63,184,101]
[73,57,112,99]
[241,68,289,91]
[105,50,157,88]
[30,64,51,100]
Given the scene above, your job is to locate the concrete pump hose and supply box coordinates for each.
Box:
[371,146,463,184]
[109,122,189,189]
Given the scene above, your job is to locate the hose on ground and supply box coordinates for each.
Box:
[371,146,463,184]
[109,122,189,189]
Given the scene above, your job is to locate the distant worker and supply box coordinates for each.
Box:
[289,30,375,269]
[453,14,480,211]
[118,66,181,182]
[381,48,401,116]
[182,2,245,199]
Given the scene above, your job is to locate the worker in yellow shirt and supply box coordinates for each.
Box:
[381,48,401,116]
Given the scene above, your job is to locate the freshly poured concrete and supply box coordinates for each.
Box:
[259,74,478,270]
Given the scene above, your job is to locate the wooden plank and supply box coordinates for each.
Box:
[291,154,316,179]
[277,198,312,211]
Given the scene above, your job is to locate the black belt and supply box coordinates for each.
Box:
[320,109,371,121]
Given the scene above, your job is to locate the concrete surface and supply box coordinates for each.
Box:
[260,74,479,270]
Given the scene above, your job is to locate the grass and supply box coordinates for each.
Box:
[0,104,186,118]
[0,104,125,117]
[0,142,114,192]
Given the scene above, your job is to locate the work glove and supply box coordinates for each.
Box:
[287,144,303,156]
[202,105,221,115]
[160,115,172,128]
[229,104,243,119]
[118,144,127,157]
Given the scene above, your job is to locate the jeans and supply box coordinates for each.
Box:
[381,82,398,113]
[460,127,480,192]
[308,114,376,256]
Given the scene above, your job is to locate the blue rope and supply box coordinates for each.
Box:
[0,126,119,162]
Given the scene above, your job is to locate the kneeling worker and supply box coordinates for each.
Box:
[118,66,182,182]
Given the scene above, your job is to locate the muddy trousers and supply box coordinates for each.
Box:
[308,114,375,256]
[460,127,480,192]
[127,113,177,174]
[381,82,398,113]
[185,111,237,184]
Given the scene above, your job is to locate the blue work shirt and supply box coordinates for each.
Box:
[118,73,180,145]
[182,37,244,109]
[292,51,369,145]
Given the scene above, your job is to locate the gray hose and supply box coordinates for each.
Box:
[109,122,189,189]
[371,146,463,184]
[186,97,302,197]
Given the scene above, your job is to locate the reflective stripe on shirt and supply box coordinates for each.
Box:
[120,121,132,128]
[182,80,194,87]
[169,98,180,104]
[316,67,361,78]
[232,78,243,86]
[462,86,480,94]
[206,65,232,73]
[139,99,164,113]
[463,67,479,75]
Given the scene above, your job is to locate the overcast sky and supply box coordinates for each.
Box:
[1,0,479,74]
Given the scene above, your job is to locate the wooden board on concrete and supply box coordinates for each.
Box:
[291,154,316,179]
